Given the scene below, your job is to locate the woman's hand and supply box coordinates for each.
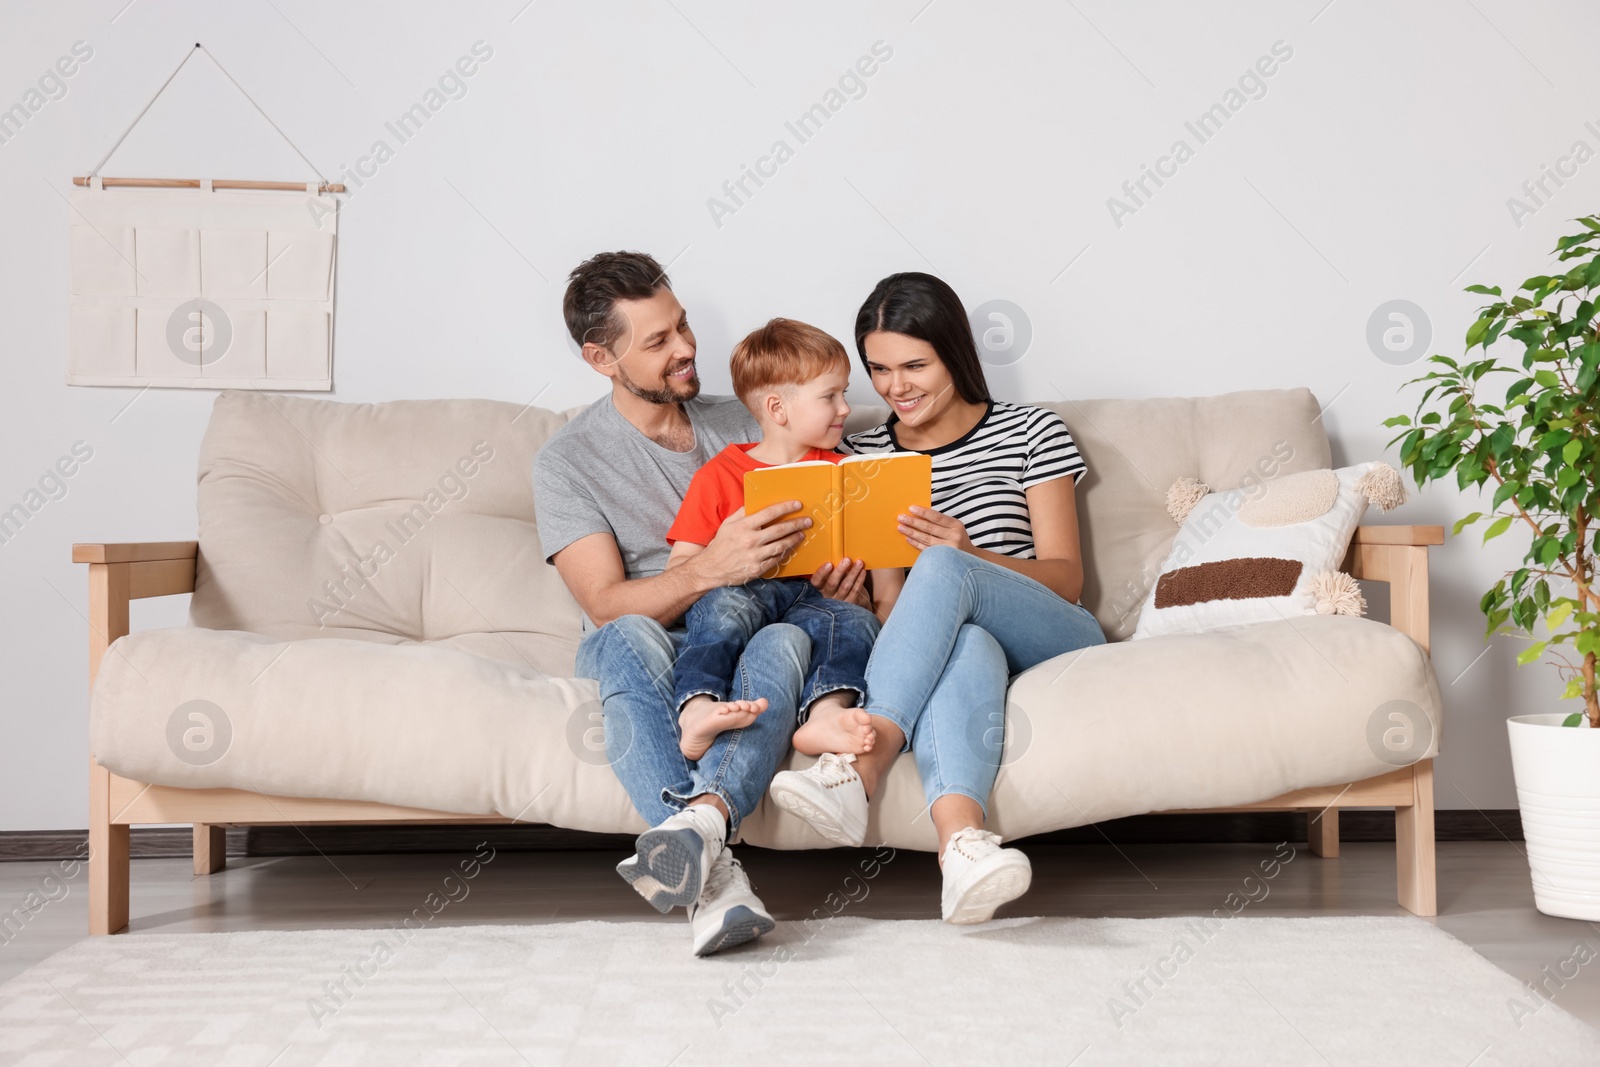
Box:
[811,557,870,608]
[898,505,973,553]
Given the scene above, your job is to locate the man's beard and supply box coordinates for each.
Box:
[617,359,699,405]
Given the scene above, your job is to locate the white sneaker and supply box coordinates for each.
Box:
[940,827,1032,925]
[617,804,727,913]
[768,752,869,847]
[689,848,775,957]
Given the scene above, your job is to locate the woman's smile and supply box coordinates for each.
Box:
[892,394,925,413]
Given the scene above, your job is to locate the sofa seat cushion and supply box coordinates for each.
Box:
[92,615,1439,849]
[744,614,1441,847]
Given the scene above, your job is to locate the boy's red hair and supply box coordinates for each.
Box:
[730,318,851,409]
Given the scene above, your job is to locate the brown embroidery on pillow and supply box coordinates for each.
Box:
[1154,557,1304,608]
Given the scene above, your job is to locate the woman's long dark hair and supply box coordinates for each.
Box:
[853,272,992,405]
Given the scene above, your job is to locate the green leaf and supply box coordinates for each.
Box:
[1483,515,1514,542]
[1517,641,1548,665]
[1452,511,1483,536]
[1577,361,1598,394]
[1535,369,1561,388]
[1464,284,1503,295]
[1548,602,1573,630]
[1493,480,1520,509]
[1383,415,1412,428]
[1566,439,1585,464]
[1563,712,1585,726]
[1541,428,1573,453]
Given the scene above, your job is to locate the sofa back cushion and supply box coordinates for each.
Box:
[191,386,1330,651]
[842,388,1331,641]
[190,391,587,658]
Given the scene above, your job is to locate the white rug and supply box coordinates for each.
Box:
[0,916,1594,1066]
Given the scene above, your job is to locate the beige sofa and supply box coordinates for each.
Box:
[77,387,1445,934]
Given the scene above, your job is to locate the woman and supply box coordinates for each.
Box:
[770,272,1107,924]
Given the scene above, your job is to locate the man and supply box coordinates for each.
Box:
[533,251,868,956]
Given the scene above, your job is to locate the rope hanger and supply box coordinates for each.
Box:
[74,42,345,193]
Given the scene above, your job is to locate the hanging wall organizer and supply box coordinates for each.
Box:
[67,44,345,390]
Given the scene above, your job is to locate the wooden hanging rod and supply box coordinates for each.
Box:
[72,177,346,193]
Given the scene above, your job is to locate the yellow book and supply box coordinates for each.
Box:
[743,452,933,578]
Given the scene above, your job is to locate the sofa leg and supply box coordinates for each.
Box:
[1396,759,1437,917]
[1305,807,1340,858]
[88,758,129,935]
[194,824,226,875]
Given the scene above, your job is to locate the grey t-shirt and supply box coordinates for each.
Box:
[533,392,760,618]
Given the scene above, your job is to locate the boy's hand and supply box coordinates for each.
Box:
[695,501,811,586]
[811,558,868,607]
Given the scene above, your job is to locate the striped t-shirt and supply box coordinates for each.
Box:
[840,400,1086,560]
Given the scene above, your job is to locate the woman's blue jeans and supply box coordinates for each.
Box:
[863,545,1107,818]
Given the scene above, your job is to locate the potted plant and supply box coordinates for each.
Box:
[1386,215,1600,920]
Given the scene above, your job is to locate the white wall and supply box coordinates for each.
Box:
[2,0,1595,830]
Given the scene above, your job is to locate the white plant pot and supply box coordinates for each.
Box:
[1507,712,1600,920]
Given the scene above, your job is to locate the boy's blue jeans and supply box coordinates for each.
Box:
[674,578,881,721]
[575,614,809,836]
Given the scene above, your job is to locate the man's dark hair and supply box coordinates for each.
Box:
[563,251,671,352]
[853,272,992,405]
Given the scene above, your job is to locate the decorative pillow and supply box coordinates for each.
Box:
[1129,462,1406,640]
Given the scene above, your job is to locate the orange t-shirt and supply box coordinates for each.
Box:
[666,443,844,547]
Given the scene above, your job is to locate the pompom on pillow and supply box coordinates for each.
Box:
[1129,462,1406,640]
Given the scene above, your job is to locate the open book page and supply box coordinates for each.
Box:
[840,453,931,569]
[743,452,931,577]
[743,461,839,577]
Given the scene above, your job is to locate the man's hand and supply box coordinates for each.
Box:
[691,501,812,587]
[811,557,869,607]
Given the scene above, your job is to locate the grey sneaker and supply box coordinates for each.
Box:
[689,849,775,957]
[617,804,727,913]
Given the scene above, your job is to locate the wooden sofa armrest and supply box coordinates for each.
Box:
[73,541,198,564]
[73,542,198,683]
[1342,525,1443,653]
[75,540,199,934]
[1349,525,1444,547]
[75,542,198,606]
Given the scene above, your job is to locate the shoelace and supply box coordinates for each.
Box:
[814,751,859,784]
[703,854,746,899]
[946,827,1002,865]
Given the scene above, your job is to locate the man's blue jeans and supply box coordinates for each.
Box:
[575,614,808,835]
[674,578,881,722]
[863,545,1108,818]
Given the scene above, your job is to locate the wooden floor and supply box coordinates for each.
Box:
[3,840,1597,1029]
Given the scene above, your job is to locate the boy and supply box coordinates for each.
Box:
[665,318,904,763]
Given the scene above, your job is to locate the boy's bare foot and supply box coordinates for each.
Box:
[679,696,768,760]
[794,700,876,756]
